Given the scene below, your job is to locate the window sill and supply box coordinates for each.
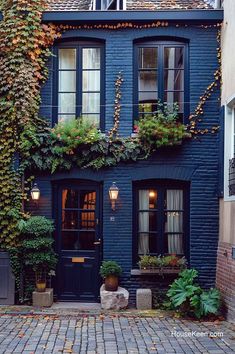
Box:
[131,268,182,276]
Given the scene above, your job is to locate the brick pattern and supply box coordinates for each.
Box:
[216,241,235,322]
[0,314,234,353]
[36,25,221,296]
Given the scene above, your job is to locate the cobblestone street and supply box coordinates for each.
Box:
[0,312,234,354]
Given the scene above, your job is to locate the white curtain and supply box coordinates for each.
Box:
[166,189,184,254]
[138,190,149,254]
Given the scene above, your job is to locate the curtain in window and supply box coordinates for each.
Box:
[166,189,184,254]
[138,190,149,254]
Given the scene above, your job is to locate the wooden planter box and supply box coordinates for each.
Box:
[131,267,183,276]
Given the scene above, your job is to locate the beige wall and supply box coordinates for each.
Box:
[219,199,235,244]
[221,0,235,105]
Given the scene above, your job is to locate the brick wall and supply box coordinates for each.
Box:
[216,242,235,322]
[33,24,222,297]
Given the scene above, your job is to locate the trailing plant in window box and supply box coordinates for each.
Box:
[166,269,221,319]
[138,255,187,273]
[136,104,191,149]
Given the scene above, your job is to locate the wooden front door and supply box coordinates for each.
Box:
[55,182,102,301]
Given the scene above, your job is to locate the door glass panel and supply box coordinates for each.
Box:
[138,48,158,69]
[62,189,79,209]
[83,48,101,69]
[62,210,78,230]
[80,191,96,209]
[79,231,95,250]
[80,212,96,229]
[59,49,76,70]
[62,231,78,250]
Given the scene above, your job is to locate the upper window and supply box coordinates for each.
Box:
[55,42,104,128]
[134,41,187,121]
[94,0,125,10]
[134,181,189,261]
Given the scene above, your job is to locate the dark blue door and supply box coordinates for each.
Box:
[55,181,102,301]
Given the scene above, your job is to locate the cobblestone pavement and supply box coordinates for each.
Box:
[0,313,234,354]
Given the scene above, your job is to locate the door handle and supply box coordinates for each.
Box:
[94,238,101,245]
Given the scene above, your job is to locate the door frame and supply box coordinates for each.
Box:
[52,179,103,301]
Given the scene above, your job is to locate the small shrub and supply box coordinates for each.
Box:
[100,260,122,278]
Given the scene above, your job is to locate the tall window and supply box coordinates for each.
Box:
[56,42,103,128]
[135,41,187,121]
[135,181,188,259]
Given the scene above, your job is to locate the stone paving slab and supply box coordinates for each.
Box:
[0,311,234,354]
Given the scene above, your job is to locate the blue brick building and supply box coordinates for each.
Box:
[29,0,223,302]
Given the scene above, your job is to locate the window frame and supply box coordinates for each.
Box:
[53,40,105,131]
[133,40,189,127]
[132,180,190,266]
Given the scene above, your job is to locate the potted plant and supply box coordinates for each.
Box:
[100,260,122,291]
[19,216,57,292]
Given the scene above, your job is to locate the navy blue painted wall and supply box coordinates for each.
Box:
[35,24,221,291]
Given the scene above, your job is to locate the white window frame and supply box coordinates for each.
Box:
[224,94,235,201]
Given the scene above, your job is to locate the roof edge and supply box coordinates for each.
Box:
[41,9,223,23]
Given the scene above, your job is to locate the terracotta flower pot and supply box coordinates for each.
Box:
[36,281,46,292]
[104,275,119,291]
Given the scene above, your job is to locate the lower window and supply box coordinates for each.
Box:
[135,181,189,258]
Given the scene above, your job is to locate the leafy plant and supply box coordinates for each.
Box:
[166,269,221,318]
[137,104,190,149]
[100,260,122,278]
[19,216,57,274]
[138,255,187,269]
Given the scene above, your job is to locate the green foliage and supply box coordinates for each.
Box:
[166,269,221,318]
[18,216,54,237]
[138,255,187,269]
[100,260,122,278]
[20,216,57,273]
[137,104,190,149]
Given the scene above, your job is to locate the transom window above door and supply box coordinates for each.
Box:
[134,41,187,122]
[134,181,189,261]
[55,42,104,128]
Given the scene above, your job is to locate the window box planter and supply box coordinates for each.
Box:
[131,267,183,276]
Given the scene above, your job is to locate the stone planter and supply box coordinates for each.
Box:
[0,252,15,305]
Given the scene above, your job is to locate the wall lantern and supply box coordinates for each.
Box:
[31,183,40,203]
[109,182,119,211]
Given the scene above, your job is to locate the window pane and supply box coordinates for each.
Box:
[82,93,100,113]
[58,114,76,122]
[139,212,157,232]
[83,48,100,69]
[164,91,184,113]
[83,71,100,92]
[139,189,157,209]
[62,210,78,230]
[165,189,183,210]
[138,233,157,254]
[59,93,76,114]
[59,49,76,70]
[62,189,79,209]
[139,91,158,104]
[139,71,158,91]
[82,114,100,127]
[139,48,158,69]
[164,47,184,69]
[166,234,184,254]
[138,103,158,114]
[79,231,95,250]
[59,71,76,92]
[80,191,96,209]
[80,212,95,229]
[164,70,184,91]
[62,231,78,250]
